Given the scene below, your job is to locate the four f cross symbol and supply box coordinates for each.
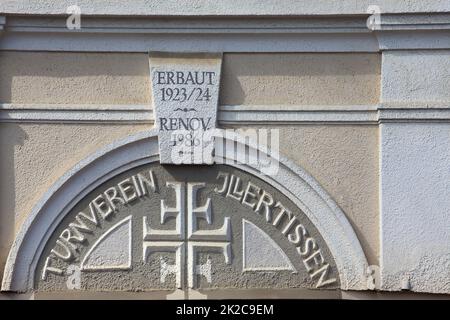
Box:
[143,181,231,288]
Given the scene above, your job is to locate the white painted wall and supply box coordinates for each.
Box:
[380,123,450,293]
[382,51,450,106]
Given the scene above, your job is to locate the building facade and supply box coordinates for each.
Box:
[0,1,449,299]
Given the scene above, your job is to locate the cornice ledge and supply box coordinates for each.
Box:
[377,13,450,31]
[369,13,450,50]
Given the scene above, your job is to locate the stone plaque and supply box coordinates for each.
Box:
[35,164,339,294]
[149,53,222,165]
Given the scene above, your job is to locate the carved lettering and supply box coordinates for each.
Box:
[255,190,274,222]
[226,175,244,201]
[39,168,338,291]
[138,170,157,195]
[118,178,138,203]
[159,117,212,132]
[41,256,64,280]
[214,172,229,194]
[51,240,74,262]
[311,264,337,288]
[242,182,260,209]
[41,171,159,277]
[104,186,125,212]
[214,172,338,289]
[155,71,215,86]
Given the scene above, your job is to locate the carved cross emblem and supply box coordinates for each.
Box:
[143,182,231,288]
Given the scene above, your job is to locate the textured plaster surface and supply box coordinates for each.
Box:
[149,53,222,164]
[0,123,148,277]
[2,129,368,292]
[380,123,450,294]
[1,0,449,15]
[0,52,151,105]
[35,164,339,292]
[81,216,132,270]
[0,124,378,287]
[247,125,379,266]
[0,2,449,297]
[243,219,294,270]
[221,53,380,106]
[0,52,380,108]
[382,50,450,106]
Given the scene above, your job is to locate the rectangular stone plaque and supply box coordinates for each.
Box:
[149,52,223,165]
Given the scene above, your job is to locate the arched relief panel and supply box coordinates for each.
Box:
[36,163,340,291]
[1,129,369,293]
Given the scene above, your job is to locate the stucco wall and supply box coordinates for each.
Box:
[225,125,380,265]
[0,51,381,284]
[0,123,149,276]
[0,124,380,280]
[221,53,380,106]
[0,51,380,107]
[0,52,151,105]
[1,2,450,298]
[279,126,379,265]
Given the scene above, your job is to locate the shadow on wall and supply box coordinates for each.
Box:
[0,51,151,104]
[219,53,380,106]
[0,121,28,280]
